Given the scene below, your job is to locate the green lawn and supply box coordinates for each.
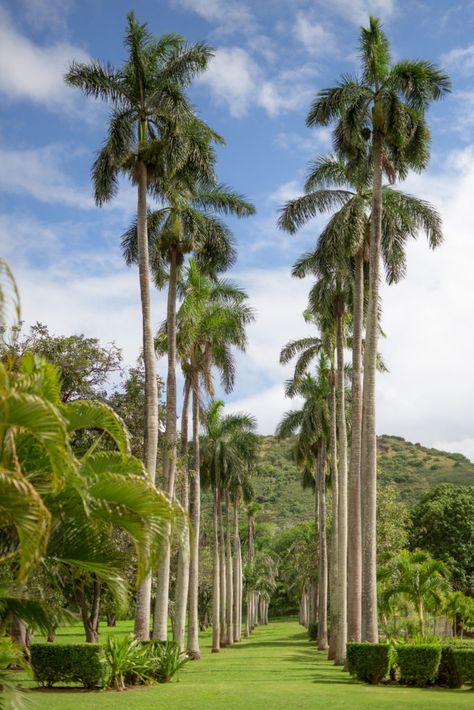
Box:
[22,618,473,709]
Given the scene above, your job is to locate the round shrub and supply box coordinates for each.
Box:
[346,642,390,684]
[396,644,441,687]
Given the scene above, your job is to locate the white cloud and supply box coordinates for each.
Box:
[0,144,93,209]
[0,143,137,213]
[19,0,74,32]
[198,47,318,118]
[294,12,337,56]
[198,47,257,117]
[374,145,474,458]
[171,0,255,34]
[442,44,474,74]
[275,128,332,154]
[0,7,90,113]
[315,0,395,26]
[268,180,301,204]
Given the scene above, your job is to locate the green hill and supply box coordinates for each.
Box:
[254,434,474,528]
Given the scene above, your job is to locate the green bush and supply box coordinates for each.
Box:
[396,644,441,687]
[148,641,189,683]
[451,647,474,687]
[31,644,104,688]
[346,643,390,684]
[437,646,463,688]
[104,634,152,689]
[307,623,318,642]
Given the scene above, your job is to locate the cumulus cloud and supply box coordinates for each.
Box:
[198,47,318,117]
[171,0,255,34]
[0,144,137,213]
[442,44,474,74]
[19,0,74,32]
[0,144,93,208]
[294,12,337,56]
[0,7,90,114]
[315,0,395,26]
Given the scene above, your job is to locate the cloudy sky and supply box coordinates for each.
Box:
[1,0,474,458]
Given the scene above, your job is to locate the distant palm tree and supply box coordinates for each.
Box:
[306,16,450,641]
[65,12,214,640]
[276,358,330,652]
[201,401,258,653]
[156,261,254,655]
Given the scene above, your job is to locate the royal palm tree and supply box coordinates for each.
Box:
[123,182,254,641]
[280,153,444,645]
[156,261,254,654]
[201,402,258,652]
[305,16,450,641]
[276,358,330,652]
[65,12,214,640]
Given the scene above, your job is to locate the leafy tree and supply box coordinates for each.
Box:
[410,484,474,595]
[5,322,122,402]
[65,12,213,639]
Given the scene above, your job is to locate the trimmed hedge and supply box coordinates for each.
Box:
[437,646,462,688]
[450,648,474,687]
[346,642,390,684]
[437,646,464,688]
[31,644,104,688]
[307,623,318,642]
[397,644,441,687]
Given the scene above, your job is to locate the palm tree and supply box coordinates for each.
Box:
[280,153,444,644]
[156,261,254,655]
[65,12,213,640]
[305,16,450,641]
[201,401,258,653]
[123,184,254,641]
[0,352,180,650]
[276,359,330,652]
[379,550,450,637]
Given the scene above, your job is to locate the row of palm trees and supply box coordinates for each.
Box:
[277,17,450,663]
[66,12,260,653]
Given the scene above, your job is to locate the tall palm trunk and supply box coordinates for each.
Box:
[317,442,329,650]
[361,127,383,643]
[225,492,234,645]
[173,377,191,651]
[335,305,348,665]
[347,249,364,642]
[154,247,179,641]
[233,489,242,642]
[328,367,339,660]
[187,382,201,658]
[212,485,220,653]
[134,155,159,641]
[218,490,227,645]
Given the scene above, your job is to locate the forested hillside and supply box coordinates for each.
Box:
[254,435,474,528]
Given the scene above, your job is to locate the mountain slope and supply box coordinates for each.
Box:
[254,434,474,528]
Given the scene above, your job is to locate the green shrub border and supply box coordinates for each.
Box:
[346,642,390,684]
[396,644,442,687]
[31,644,104,688]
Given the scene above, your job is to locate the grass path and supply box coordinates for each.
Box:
[27,619,473,709]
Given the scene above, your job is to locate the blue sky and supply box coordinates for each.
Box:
[2,0,474,458]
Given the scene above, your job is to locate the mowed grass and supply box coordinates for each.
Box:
[22,618,473,709]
